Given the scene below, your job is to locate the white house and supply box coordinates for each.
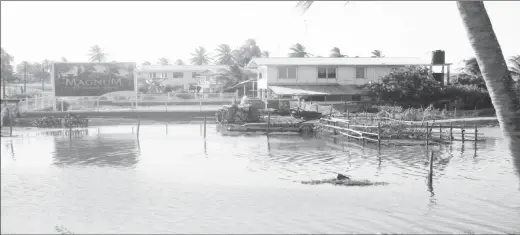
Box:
[136,65,230,91]
[246,57,434,102]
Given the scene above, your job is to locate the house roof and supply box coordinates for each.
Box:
[137,65,229,72]
[269,85,365,96]
[247,57,436,68]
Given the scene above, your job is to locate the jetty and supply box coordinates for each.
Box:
[315,113,485,147]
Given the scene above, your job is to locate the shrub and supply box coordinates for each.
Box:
[175,93,194,99]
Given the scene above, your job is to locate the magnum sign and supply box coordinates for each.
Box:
[52,62,136,97]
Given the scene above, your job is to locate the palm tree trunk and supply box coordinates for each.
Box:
[457,2,520,162]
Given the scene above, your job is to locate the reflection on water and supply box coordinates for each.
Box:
[1,125,520,234]
[52,132,139,167]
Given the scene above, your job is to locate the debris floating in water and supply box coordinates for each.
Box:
[300,178,388,186]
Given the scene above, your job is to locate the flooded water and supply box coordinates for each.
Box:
[1,125,519,234]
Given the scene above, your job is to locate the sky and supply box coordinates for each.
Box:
[1,1,519,70]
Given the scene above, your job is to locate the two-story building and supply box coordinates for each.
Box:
[246,57,432,102]
[136,65,230,91]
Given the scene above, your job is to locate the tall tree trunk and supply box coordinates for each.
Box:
[457,2,520,165]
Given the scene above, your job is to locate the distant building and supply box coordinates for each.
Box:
[136,65,229,91]
[246,57,435,102]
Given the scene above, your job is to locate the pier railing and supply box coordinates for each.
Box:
[316,116,482,147]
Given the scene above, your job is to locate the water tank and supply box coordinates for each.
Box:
[431,50,445,65]
[433,73,444,86]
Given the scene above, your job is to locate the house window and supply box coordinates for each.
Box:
[318,67,337,79]
[259,73,263,79]
[278,67,297,79]
[352,95,361,101]
[149,72,156,78]
[173,72,183,78]
[161,72,168,78]
[356,67,366,78]
[192,72,201,78]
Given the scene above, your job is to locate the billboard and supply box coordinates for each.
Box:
[52,62,136,97]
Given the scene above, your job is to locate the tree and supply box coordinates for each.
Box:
[261,51,270,58]
[60,57,68,62]
[363,66,443,106]
[174,59,185,65]
[457,1,520,161]
[88,45,108,62]
[1,48,15,97]
[289,43,312,57]
[463,57,481,76]
[371,50,384,58]
[190,46,211,65]
[142,61,151,65]
[297,0,520,165]
[214,44,234,65]
[330,47,347,58]
[232,39,263,67]
[157,58,169,65]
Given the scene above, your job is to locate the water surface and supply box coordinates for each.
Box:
[1,125,519,234]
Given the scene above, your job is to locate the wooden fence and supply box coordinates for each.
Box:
[316,116,482,147]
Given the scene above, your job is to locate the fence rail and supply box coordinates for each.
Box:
[12,92,237,113]
[316,116,483,147]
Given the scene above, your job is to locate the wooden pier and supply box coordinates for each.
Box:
[316,115,484,147]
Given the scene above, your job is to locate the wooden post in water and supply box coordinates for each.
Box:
[425,122,429,146]
[449,122,453,141]
[344,100,347,113]
[329,105,333,117]
[97,99,100,112]
[377,122,381,148]
[474,124,478,147]
[461,125,465,142]
[346,109,349,120]
[439,124,442,141]
[204,116,207,138]
[137,117,140,138]
[267,112,271,134]
[8,109,12,137]
[428,151,434,185]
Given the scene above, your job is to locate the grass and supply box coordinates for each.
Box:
[55,226,74,234]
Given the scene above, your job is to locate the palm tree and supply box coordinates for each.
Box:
[261,50,270,58]
[190,46,211,65]
[289,43,312,57]
[297,1,520,162]
[174,59,185,65]
[457,1,520,162]
[330,47,347,58]
[88,45,108,62]
[157,58,169,65]
[60,57,68,62]
[371,50,384,58]
[214,44,234,65]
[142,61,151,65]
[509,55,520,78]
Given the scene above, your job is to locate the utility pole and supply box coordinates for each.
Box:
[23,62,27,94]
[41,63,44,91]
[1,62,5,99]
